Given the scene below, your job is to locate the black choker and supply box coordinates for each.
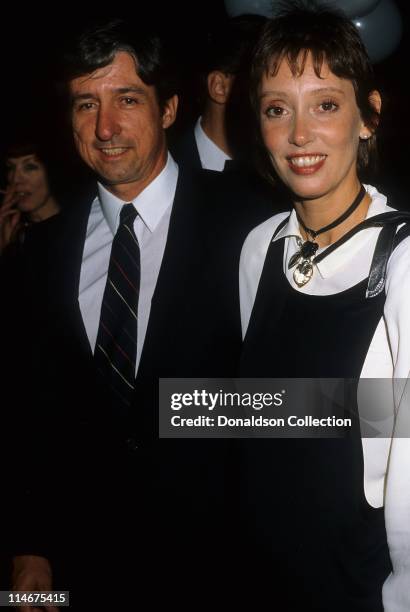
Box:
[288,185,367,287]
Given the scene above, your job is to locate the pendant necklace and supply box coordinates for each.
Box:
[288,185,366,287]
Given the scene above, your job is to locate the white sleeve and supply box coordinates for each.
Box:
[382,377,410,612]
[384,236,410,379]
[239,213,288,338]
[382,237,410,612]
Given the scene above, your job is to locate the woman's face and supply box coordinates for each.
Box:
[259,53,370,203]
[6,154,51,214]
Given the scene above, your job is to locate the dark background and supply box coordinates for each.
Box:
[1,1,408,205]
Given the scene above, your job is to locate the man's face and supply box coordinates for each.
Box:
[69,52,177,200]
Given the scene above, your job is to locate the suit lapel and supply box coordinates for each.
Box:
[138,170,204,377]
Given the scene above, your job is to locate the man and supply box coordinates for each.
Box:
[5,19,273,608]
[171,14,266,171]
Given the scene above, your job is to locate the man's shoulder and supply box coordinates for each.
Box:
[175,165,288,237]
[170,125,201,170]
[197,163,269,193]
[59,180,98,221]
[21,181,97,270]
[175,165,271,206]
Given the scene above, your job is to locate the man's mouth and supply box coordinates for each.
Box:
[99,147,129,157]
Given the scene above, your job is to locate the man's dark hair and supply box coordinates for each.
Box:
[202,14,267,76]
[62,19,178,110]
[250,2,380,184]
[198,14,267,107]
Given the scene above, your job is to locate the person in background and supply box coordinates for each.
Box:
[0,141,61,256]
[171,14,266,171]
[238,4,410,611]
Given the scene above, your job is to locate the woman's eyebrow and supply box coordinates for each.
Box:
[260,90,289,99]
[260,86,346,99]
[309,87,346,96]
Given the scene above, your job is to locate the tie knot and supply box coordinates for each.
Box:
[120,203,137,226]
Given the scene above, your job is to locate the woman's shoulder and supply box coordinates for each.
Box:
[384,216,410,317]
[387,232,410,274]
[240,211,290,274]
[241,211,290,260]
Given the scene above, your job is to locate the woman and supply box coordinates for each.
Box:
[0,141,61,255]
[239,5,410,612]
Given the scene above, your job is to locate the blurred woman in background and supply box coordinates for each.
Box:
[0,141,61,255]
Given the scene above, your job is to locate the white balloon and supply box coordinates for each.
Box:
[224,0,402,63]
[224,0,275,18]
[324,0,380,18]
[225,0,381,18]
[352,0,402,63]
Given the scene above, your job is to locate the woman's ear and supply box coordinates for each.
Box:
[369,89,382,115]
[360,90,382,139]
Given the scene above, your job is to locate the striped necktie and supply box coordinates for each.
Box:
[94,203,140,408]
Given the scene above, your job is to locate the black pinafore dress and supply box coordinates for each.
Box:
[238,214,410,611]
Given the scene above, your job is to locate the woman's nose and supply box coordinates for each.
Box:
[8,168,20,186]
[289,113,314,147]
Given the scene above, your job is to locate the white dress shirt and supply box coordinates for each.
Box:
[240,184,410,612]
[194,116,231,171]
[79,153,178,373]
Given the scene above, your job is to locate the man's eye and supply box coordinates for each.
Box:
[265,106,286,118]
[121,97,137,106]
[78,102,95,111]
[24,163,39,172]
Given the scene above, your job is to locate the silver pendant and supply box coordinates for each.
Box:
[288,239,319,271]
[293,259,314,287]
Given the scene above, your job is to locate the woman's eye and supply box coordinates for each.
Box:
[24,163,39,172]
[265,106,286,118]
[319,100,338,112]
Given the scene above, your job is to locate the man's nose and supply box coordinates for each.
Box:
[95,106,121,142]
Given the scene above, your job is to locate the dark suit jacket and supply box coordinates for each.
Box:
[170,126,202,171]
[2,167,275,604]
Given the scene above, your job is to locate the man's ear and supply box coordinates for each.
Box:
[162,94,178,129]
[207,71,234,104]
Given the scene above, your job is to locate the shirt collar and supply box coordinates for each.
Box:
[274,185,389,279]
[97,152,178,235]
[194,116,231,172]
